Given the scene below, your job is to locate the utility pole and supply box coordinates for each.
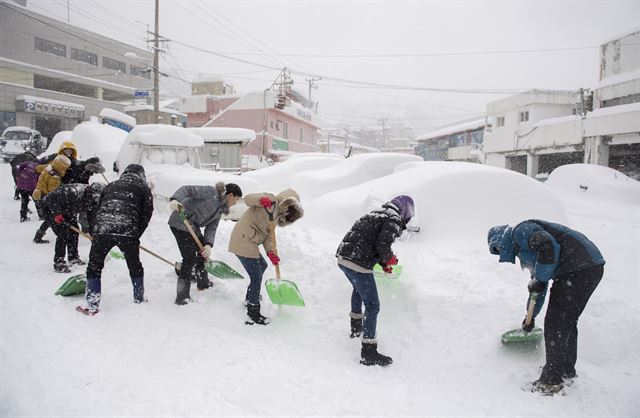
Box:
[305,76,321,109]
[378,118,388,150]
[153,0,160,124]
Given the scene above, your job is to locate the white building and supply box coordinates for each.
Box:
[483,29,640,178]
[415,118,485,163]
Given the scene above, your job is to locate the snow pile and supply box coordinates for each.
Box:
[187,127,255,144]
[116,124,203,171]
[546,163,640,206]
[304,161,567,249]
[70,120,128,174]
[41,130,72,157]
[147,164,259,199]
[292,153,422,201]
[243,153,343,193]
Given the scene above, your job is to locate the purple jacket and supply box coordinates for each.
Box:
[16,161,39,192]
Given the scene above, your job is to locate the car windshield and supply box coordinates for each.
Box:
[4,132,31,141]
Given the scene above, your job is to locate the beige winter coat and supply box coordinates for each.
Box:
[228,188,303,258]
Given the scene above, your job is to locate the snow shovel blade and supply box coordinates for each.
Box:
[55,274,87,296]
[265,278,305,306]
[373,263,403,279]
[109,249,125,259]
[204,260,244,279]
[501,327,544,346]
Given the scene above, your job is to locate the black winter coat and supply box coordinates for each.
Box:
[41,183,98,228]
[336,202,405,269]
[37,154,95,184]
[92,172,153,239]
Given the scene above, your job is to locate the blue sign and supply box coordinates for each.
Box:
[134,90,150,97]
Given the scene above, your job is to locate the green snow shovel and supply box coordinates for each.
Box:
[174,260,244,279]
[177,209,244,279]
[264,209,305,307]
[55,274,87,296]
[373,263,403,279]
[501,292,544,346]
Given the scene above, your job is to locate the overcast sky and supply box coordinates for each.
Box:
[26,0,640,134]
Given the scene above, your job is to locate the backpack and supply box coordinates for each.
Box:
[16,161,40,192]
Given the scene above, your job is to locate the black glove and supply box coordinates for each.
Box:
[522,317,535,333]
[85,163,105,174]
[527,278,546,294]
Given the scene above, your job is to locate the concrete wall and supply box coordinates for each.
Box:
[600,31,640,80]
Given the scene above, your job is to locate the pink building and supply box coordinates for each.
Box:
[190,91,320,156]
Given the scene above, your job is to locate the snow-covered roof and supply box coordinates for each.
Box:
[192,75,226,84]
[587,102,640,118]
[534,114,581,128]
[127,125,203,147]
[416,119,485,142]
[599,27,640,46]
[99,108,136,127]
[594,68,640,89]
[123,104,187,117]
[187,127,255,144]
[2,126,35,133]
[16,94,85,110]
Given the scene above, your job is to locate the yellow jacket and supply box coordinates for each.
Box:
[32,155,71,200]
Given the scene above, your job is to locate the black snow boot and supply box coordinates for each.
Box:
[196,266,213,290]
[175,278,192,305]
[246,303,269,325]
[68,257,86,266]
[360,341,393,366]
[350,312,363,338]
[54,260,71,273]
[20,216,30,223]
[33,230,49,244]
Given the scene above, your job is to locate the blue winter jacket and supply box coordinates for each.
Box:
[487,220,605,318]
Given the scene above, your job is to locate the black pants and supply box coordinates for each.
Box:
[170,226,208,288]
[86,235,143,279]
[18,189,33,218]
[35,200,50,235]
[540,264,604,384]
[51,219,80,263]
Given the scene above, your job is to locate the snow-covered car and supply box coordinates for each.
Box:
[0,127,47,162]
[115,124,259,220]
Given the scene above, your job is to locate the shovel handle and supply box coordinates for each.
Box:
[69,225,176,268]
[524,292,538,327]
[178,209,206,252]
[265,207,281,280]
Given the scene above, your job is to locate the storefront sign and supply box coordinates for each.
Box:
[17,97,85,119]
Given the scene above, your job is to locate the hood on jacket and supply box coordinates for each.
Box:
[487,225,516,263]
[57,141,78,159]
[51,155,72,174]
[390,195,415,224]
[275,188,303,227]
[121,163,147,183]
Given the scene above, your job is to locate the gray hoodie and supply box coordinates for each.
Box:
[167,183,229,247]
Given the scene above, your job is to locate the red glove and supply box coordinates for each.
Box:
[54,214,65,225]
[259,197,274,209]
[267,251,280,266]
[385,255,398,266]
[382,265,393,274]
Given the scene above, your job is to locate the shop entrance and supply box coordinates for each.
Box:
[35,116,62,146]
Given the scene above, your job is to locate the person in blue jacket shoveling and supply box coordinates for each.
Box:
[336,195,415,367]
[488,220,605,395]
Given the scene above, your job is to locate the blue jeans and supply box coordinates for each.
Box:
[339,264,380,340]
[237,255,268,305]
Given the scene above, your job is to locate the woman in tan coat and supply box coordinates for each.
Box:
[228,188,303,325]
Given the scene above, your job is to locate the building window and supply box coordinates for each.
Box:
[300,128,303,142]
[519,110,529,123]
[103,57,127,73]
[34,37,66,57]
[131,64,151,79]
[496,116,505,127]
[70,48,98,66]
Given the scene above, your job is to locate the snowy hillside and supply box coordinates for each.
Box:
[1,160,639,417]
